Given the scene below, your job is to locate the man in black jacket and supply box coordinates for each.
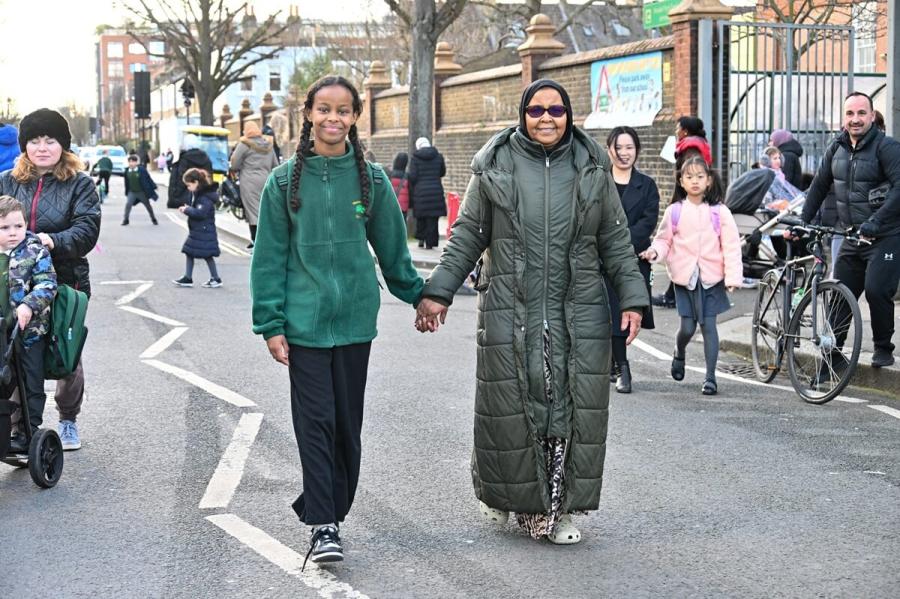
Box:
[801,92,900,367]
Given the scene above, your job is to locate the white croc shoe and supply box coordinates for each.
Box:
[548,515,581,545]
[478,501,509,525]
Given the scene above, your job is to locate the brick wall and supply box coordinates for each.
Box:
[361,38,678,203]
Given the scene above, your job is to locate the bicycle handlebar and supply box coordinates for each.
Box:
[776,215,872,246]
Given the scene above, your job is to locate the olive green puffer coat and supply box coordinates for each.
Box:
[424,126,648,513]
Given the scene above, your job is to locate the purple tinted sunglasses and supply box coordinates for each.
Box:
[525,104,566,118]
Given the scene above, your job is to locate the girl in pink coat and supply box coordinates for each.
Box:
[640,156,742,395]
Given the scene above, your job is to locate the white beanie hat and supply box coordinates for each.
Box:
[415,137,431,150]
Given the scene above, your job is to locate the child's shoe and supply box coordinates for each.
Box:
[58,420,81,451]
[701,379,718,395]
[202,278,223,288]
[671,353,685,381]
[172,276,193,287]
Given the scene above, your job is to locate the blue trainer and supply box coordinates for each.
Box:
[58,420,81,451]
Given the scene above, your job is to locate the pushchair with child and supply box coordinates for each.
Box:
[726,168,806,279]
[0,324,64,488]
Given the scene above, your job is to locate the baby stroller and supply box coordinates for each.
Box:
[726,169,805,278]
[219,173,244,221]
[0,325,64,488]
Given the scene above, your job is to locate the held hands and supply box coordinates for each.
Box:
[15,304,32,330]
[266,335,290,365]
[638,248,657,262]
[415,298,448,333]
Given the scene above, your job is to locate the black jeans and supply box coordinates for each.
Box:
[288,342,371,525]
[834,234,900,353]
[1,337,47,433]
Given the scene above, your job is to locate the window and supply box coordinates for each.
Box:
[129,43,146,55]
[854,2,877,73]
[582,25,595,37]
[241,75,253,91]
[107,42,123,58]
[108,61,124,78]
[129,63,147,73]
[149,41,165,56]
[269,67,282,91]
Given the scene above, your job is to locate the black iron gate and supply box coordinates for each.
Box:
[714,21,855,182]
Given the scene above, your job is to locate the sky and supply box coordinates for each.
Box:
[0,0,387,117]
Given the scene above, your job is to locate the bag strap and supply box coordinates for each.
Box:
[671,201,721,235]
[670,201,681,234]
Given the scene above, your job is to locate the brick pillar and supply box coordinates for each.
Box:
[260,92,277,127]
[363,61,391,138]
[218,104,232,129]
[433,42,462,132]
[517,14,565,88]
[238,98,253,135]
[669,0,734,119]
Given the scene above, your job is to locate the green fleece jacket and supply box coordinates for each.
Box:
[251,145,423,347]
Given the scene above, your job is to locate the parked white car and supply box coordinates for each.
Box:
[90,145,128,175]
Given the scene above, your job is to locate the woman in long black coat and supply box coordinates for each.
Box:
[408,137,447,249]
[604,126,659,393]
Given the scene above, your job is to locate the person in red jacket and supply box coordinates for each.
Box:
[389,152,410,218]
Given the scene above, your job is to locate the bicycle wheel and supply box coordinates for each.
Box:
[751,270,784,382]
[786,281,862,404]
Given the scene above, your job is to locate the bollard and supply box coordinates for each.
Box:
[446,192,461,239]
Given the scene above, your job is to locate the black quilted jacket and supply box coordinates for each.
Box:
[0,171,101,297]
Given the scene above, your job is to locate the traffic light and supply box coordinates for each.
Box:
[180,79,195,100]
[133,71,151,119]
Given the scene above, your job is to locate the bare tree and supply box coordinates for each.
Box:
[384,0,469,151]
[125,0,290,125]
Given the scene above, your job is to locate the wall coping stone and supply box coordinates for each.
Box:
[539,36,675,70]
[374,85,410,99]
[440,64,523,88]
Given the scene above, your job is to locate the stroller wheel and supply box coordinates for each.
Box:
[28,429,64,488]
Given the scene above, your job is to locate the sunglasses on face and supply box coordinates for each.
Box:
[525,104,567,118]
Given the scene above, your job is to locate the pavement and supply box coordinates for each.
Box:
[150,169,900,397]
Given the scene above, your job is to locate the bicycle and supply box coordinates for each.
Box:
[750,215,869,404]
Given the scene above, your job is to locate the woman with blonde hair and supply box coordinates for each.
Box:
[0,108,101,451]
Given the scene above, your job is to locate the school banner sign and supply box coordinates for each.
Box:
[583,52,663,130]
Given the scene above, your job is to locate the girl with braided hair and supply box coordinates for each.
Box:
[250,76,424,567]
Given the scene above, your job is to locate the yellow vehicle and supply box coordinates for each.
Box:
[179,125,230,183]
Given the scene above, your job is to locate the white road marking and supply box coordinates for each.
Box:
[165,211,187,230]
[631,338,868,403]
[206,514,369,599]
[119,305,185,326]
[165,212,250,258]
[115,282,154,306]
[869,405,900,421]
[139,327,189,359]
[142,359,256,407]
[200,413,264,509]
[99,279,153,285]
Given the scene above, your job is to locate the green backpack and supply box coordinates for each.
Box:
[44,285,89,380]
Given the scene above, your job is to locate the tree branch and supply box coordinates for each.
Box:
[554,0,601,35]
[383,0,411,26]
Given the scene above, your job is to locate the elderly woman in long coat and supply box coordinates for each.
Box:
[416,80,648,544]
[230,120,279,246]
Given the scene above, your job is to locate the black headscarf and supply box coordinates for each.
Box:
[517,79,574,151]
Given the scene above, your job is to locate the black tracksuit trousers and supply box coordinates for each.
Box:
[834,234,900,353]
[289,342,371,526]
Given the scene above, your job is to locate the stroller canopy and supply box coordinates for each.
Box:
[725,168,775,215]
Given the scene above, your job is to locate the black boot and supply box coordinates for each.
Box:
[615,361,632,394]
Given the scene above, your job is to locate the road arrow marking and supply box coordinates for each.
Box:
[206,514,370,598]
[115,282,154,306]
[140,327,189,359]
[119,305,186,327]
[200,413,264,509]
[142,359,256,407]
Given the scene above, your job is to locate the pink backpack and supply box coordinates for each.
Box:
[670,201,721,235]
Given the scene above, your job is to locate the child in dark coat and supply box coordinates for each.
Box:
[172,168,222,288]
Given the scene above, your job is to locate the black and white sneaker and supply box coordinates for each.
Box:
[302,526,343,570]
[202,278,223,288]
[172,276,193,287]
